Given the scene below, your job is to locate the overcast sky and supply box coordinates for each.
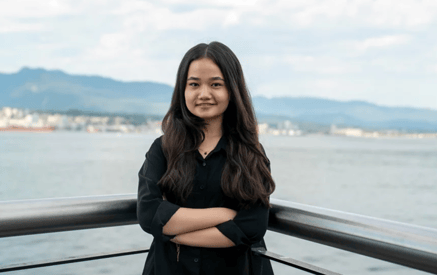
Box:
[1,0,436,110]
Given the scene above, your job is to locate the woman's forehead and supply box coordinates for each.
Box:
[187,58,224,79]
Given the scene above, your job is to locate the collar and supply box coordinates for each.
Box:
[211,135,228,154]
[195,135,228,161]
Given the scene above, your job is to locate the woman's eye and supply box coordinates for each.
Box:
[212,83,222,87]
[189,83,198,87]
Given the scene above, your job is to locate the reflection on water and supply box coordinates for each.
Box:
[1,133,436,274]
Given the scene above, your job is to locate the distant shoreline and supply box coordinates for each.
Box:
[0,125,55,132]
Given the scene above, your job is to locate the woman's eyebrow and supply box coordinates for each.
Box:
[187,76,200,81]
[210,77,224,81]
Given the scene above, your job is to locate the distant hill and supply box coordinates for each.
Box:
[253,97,437,132]
[0,67,173,115]
[1,68,437,132]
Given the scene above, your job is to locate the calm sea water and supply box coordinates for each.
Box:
[1,132,436,275]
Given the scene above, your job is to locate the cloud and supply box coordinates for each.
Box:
[0,19,44,33]
[250,54,359,75]
[242,0,437,29]
[104,0,242,34]
[429,64,437,74]
[0,0,73,33]
[365,0,437,27]
[2,0,437,36]
[223,10,241,26]
[0,0,74,18]
[86,32,134,59]
[353,34,411,51]
[153,0,260,8]
[283,55,360,74]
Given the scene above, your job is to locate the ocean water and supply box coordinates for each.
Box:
[0,132,436,275]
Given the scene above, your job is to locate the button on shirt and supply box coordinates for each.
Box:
[137,136,274,275]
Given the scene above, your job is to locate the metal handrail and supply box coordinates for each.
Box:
[268,199,437,274]
[0,195,137,237]
[1,195,437,274]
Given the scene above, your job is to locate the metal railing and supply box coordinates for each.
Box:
[1,195,437,274]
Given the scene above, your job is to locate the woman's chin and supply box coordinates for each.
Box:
[195,113,223,122]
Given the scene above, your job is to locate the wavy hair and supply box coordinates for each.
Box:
[159,41,275,209]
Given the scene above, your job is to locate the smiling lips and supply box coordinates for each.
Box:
[197,103,215,107]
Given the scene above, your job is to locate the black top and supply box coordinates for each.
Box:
[137,135,274,275]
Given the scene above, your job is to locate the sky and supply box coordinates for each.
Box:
[1,0,436,110]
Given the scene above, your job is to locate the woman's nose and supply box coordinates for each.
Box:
[198,86,212,99]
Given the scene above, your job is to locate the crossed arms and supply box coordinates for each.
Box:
[163,206,237,248]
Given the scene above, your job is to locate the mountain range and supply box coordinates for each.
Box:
[1,68,436,132]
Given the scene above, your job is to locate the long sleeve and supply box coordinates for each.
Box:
[137,137,180,242]
[215,200,269,246]
[216,143,271,247]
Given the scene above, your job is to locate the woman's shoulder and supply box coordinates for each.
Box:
[258,142,270,165]
[146,135,164,156]
[153,135,164,146]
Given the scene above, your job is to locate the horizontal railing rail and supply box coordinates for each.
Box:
[1,195,436,274]
[0,195,138,237]
[268,199,437,274]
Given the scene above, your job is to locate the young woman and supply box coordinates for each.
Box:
[137,41,275,275]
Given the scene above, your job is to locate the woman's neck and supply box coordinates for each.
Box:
[203,115,223,139]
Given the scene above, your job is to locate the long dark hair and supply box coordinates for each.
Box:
[159,41,275,209]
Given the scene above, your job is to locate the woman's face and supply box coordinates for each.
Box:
[184,58,230,121]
